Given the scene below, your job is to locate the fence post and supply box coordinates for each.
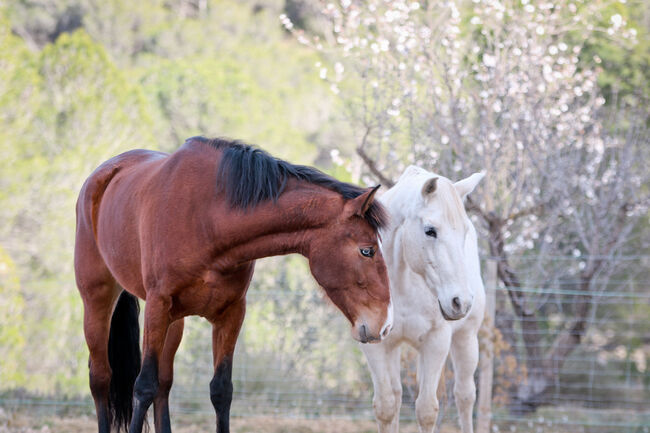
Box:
[477,258,497,433]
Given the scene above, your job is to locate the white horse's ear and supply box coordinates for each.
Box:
[421,177,438,198]
[454,172,485,199]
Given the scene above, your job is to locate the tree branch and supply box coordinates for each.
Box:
[355,127,395,188]
[506,202,546,222]
[465,195,489,221]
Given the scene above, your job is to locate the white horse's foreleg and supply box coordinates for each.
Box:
[450,331,479,433]
[415,327,451,433]
[363,342,402,433]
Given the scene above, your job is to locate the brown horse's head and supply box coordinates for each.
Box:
[209,137,393,343]
[306,186,393,343]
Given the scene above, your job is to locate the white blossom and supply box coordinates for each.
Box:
[483,54,497,67]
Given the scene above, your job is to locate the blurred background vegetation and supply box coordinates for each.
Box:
[0,0,356,395]
[0,0,648,431]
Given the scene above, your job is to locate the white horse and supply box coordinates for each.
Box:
[362,166,486,433]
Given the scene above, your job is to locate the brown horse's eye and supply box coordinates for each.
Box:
[360,247,375,258]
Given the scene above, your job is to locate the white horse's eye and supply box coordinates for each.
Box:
[425,226,438,238]
[360,247,375,257]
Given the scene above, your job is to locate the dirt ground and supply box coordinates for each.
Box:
[3,408,643,433]
[0,410,462,433]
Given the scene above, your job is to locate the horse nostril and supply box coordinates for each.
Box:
[452,297,461,310]
[360,324,368,343]
[381,324,391,338]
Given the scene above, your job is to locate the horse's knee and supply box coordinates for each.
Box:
[89,373,111,400]
[393,385,402,407]
[373,391,399,423]
[157,365,174,396]
[157,376,173,398]
[209,376,233,409]
[415,396,439,430]
[454,380,476,408]
[373,396,397,424]
[133,381,158,406]
[88,361,111,398]
[133,357,159,405]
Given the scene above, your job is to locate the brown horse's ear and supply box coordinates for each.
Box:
[345,185,381,217]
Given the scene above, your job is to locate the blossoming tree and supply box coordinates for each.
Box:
[285,0,649,411]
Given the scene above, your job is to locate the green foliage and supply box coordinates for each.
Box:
[138,56,314,161]
[0,22,157,393]
[0,0,342,396]
[578,1,650,109]
[0,247,26,387]
[131,1,337,162]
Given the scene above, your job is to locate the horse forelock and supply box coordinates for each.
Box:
[388,167,468,230]
[186,136,388,231]
[433,179,468,230]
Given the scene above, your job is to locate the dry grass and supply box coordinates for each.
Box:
[0,410,463,433]
[7,407,637,433]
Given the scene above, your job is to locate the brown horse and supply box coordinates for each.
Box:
[74,136,393,433]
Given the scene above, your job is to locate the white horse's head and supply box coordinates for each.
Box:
[384,166,484,321]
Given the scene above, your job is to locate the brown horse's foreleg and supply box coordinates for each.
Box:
[82,285,120,433]
[129,295,172,433]
[209,299,246,433]
[153,318,185,433]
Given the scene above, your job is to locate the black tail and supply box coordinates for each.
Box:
[108,291,141,432]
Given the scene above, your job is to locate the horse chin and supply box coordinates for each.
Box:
[352,323,382,344]
[438,300,463,321]
[357,335,381,344]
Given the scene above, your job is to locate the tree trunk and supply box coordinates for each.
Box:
[489,217,600,413]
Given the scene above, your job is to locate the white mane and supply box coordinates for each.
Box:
[381,165,469,232]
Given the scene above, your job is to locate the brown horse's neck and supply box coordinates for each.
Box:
[213,181,341,269]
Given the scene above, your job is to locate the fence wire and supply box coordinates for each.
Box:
[1,255,648,432]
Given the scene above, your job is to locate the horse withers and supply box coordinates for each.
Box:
[362,166,485,433]
[74,137,393,433]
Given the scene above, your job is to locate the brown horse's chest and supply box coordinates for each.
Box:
[167,264,254,321]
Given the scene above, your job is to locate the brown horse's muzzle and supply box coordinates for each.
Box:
[352,303,393,344]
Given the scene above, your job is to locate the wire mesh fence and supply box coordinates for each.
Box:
[163,254,649,432]
[1,254,648,432]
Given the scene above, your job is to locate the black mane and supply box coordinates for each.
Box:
[187,136,388,230]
